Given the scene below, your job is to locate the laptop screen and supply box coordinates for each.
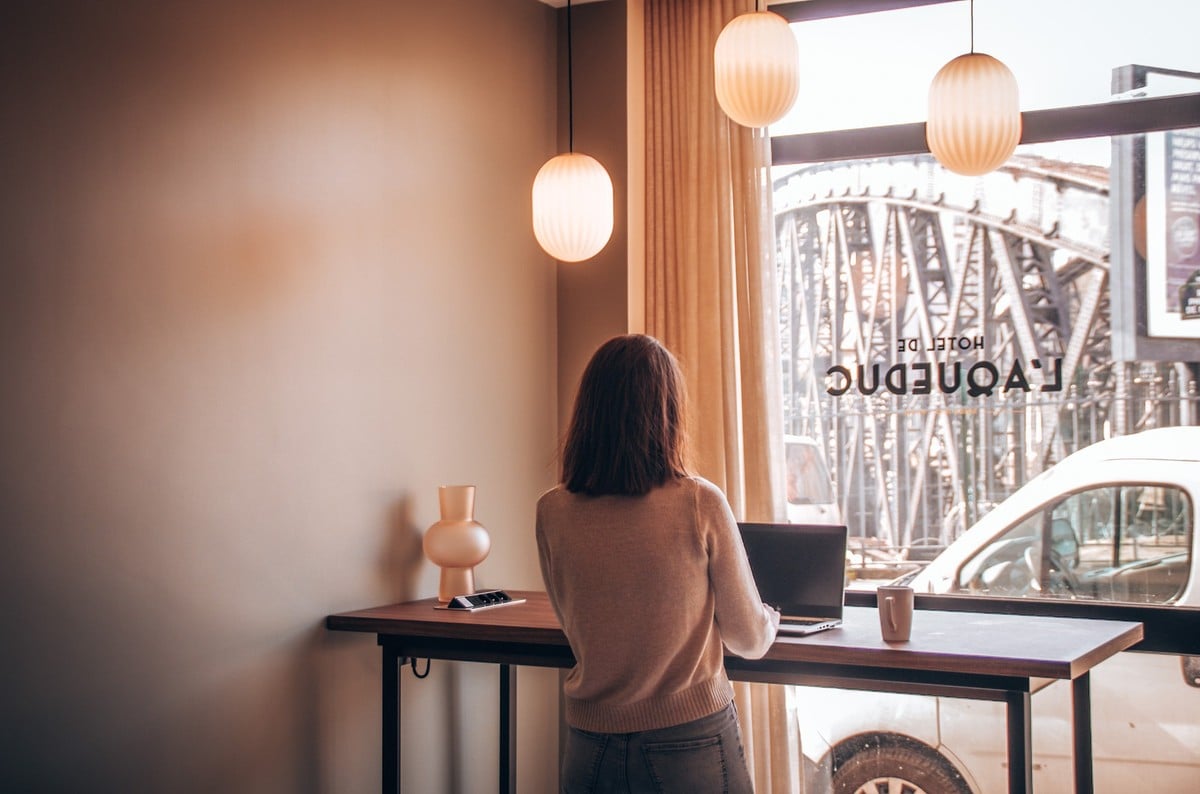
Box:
[738,523,848,620]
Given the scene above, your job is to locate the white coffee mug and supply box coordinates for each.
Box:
[877,585,915,642]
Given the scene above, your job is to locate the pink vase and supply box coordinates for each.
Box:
[422,485,491,602]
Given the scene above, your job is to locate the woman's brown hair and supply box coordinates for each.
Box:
[562,334,690,495]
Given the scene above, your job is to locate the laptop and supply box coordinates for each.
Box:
[738,522,848,635]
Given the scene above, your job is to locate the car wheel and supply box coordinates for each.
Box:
[831,740,970,794]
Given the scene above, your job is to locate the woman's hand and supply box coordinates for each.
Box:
[765,603,782,628]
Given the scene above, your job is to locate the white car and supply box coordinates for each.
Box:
[785,435,842,525]
[797,427,1200,793]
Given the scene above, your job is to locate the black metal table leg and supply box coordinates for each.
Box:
[1072,672,1093,793]
[382,643,402,794]
[1006,689,1032,793]
[500,664,516,794]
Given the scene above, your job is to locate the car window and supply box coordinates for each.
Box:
[953,484,1192,604]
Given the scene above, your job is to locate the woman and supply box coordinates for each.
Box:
[536,334,780,794]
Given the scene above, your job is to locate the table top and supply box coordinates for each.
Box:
[327,590,1143,682]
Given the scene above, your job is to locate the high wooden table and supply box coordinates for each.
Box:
[326,591,1143,794]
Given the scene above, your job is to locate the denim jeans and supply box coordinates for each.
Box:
[561,702,754,794]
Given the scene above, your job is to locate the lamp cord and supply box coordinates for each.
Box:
[969,0,975,53]
[567,0,574,153]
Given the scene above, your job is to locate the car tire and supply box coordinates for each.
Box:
[831,739,971,794]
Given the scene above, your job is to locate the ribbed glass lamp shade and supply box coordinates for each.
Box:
[713,11,799,128]
[531,152,614,262]
[926,53,1021,176]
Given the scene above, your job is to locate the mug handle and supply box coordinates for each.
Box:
[884,596,897,632]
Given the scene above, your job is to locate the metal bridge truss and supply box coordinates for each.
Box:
[776,155,1199,547]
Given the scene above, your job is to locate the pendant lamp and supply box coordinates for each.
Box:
[926,0,1021,176]
[531,0,613,263]
[714,6,799,128]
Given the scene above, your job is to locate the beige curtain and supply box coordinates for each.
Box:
[644,1,798,792]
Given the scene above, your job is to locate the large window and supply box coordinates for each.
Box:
[767,3,1200,792]
[770,0,1200,560]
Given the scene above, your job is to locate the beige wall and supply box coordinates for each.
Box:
[0,1,574,791]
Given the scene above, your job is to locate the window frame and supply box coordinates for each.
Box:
[772,93,1200,166]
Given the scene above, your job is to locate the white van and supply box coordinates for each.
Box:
[797,427,1200,793]
[785,435,841,525]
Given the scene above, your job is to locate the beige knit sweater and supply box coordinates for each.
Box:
[535,476,778,733]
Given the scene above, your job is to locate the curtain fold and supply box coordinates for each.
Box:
[644,1,796,791]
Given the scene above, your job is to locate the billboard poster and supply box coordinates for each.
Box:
[1146,125,1200,336]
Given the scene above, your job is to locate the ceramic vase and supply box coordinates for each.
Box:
[423,485,491,603]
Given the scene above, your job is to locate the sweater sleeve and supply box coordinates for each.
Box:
[696,479,779,659]
[534,491,567,631]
